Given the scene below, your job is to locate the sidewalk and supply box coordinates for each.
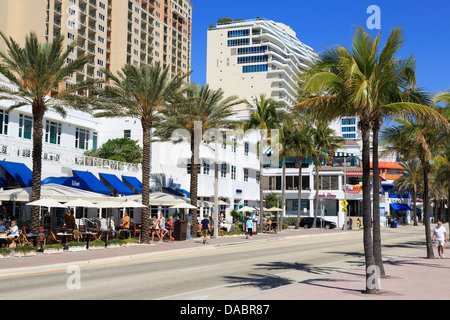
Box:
[246,245,450,300]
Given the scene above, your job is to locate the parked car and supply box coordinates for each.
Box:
[300,217,337,229]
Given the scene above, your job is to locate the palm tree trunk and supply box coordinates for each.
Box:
[313,163,319,228]
[259,133,264,233]
[295,156,303,229]
[422,160,434,259]
[190,136,199,237]
[372,122,385,277]
[280,156,286,232]
[361,122,379,294]
[141,119,152,243]
[31,102,44,236]
[413,189,418,226]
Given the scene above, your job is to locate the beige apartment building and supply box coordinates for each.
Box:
[0,0,193,93]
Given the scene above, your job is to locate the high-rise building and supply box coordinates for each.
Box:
[206,18,317,117]
[0,0,193,94]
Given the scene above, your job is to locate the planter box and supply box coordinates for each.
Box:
[68,246,86,252]
[0,253,10,259]
[14,250,37,257]
[122,242,137,247]
[88,245,105,250]
[107,243,123,249]
[43,248,64,255]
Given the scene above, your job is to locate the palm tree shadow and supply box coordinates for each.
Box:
[223,273,294,291]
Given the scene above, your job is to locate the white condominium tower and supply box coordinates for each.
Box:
[0,0,193,94]
[206,18,317,117]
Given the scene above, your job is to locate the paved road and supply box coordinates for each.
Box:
[0,227,426,300]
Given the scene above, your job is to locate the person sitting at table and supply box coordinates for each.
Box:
[0,220,6,232]
[117,211,130,238]
[63,209,77,230]
[6,220,19,245]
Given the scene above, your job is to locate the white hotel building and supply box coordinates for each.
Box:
[206,18,366,227]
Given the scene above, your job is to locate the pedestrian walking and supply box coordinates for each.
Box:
[246,218,254,239]
[159,213,167,241]
[150,215,162,244]
[201,216,211,244]
[432,221,447,258]
[167,216,174,243]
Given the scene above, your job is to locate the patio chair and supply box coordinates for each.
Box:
[14,230,31,247]
[72,230,83,242]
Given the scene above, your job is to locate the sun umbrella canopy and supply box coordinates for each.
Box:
[64,198,97,208]
[95,201,123,208]
[117,200,147,208]
[26,198,67,208]
[170,203,197,209]
[237,206,257,212]
[267,207,283,212]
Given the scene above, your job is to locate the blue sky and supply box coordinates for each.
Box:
[190,0,450,95]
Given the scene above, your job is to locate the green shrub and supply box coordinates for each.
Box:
[68,241,86,247]
[43,244,63,250]
[89,240,105,246]
[14,245,38,252]
[0,247,11,254]
[123,238,138,243]
[107,239,124,245]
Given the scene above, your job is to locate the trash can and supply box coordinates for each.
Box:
[174,220,187,241]
[392,221,397,228]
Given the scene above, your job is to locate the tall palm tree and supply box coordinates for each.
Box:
[289,121,315,229]
[394,158,422,226]
[93,63,189,243]
[244,94,282,233]
[296,26,447,290]
[382,118,448,258]
[311,122,343,228]
[0,32,97,235]
[434,142,450,230]
[155,84,241,236]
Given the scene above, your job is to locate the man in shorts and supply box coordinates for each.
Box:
[432,221,447,258]
[201,216,211,244]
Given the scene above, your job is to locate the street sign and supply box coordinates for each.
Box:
[342,207,348,212]
[341,200,348,207]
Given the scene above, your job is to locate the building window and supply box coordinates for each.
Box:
[227,29,250,38]
[203,160,210,175]
[0,109,9,135]
[256,172,260,184]
[244,142,249,156]
[220,163,227,178]
[93,132,98,150]
[75,128,89,150]
[232,138,237,153]
[238,46,268,55]
[242,64,268,73]
[124,130,131,138]
[231,166,236,180]
[227,38,250,47]
[45,120,62,145]
[19,114,33,139]
[244,168,249,182]
[222,133,227,149]
[237,55,268,64]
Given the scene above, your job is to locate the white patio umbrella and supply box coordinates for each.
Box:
[26,198,67,208]
[266,207,283,212]
[170,203,197,209]
[64,198,97,208]
[117,200,147,208]
[237,206,257,212]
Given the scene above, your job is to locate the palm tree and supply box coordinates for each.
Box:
[311,122,343,228]
[0,32,97,235]
[296,26,447,290]
[93,63,189,243]
[434,142,450,230]
[394,159,422,226]
[289,121,315,229]
[155,84,241,237]
[244,94,283,233]
[382,118,448,258]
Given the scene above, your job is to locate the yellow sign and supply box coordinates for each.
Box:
[341,200,348,207]
[342,207,347,212]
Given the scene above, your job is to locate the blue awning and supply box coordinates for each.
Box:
[390,203,411,211]
[163,187,186,197]
[0,175,7,188]
[177,188,190,197]
[72,170,111,195]
[0,161,32,187]
[122,175,143,194]
[99,173,135,195]
[42,176,91,191]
